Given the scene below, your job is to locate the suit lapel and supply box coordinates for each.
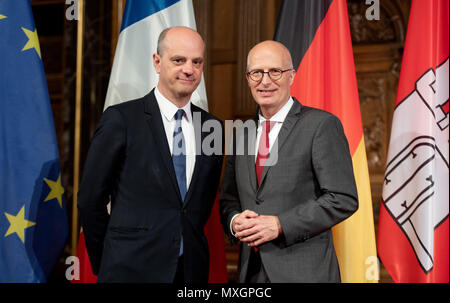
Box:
[144,89,182,203]
[272,100,303,154]
[245,119,258,193]
[258,99,303,190]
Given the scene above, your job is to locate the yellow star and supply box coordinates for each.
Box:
[44,174,65,208]
[4,205,36,244]
[0,14,6,20]
[21,27,41,58]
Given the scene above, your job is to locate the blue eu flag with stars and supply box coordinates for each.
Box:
[0,0,68,282]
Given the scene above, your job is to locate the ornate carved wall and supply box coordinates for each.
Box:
[350,0,411,282]
[350,0,410,215]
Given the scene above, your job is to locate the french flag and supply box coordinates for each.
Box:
[104,0,208,111]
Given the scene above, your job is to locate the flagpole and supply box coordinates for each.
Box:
[72,0,84,257]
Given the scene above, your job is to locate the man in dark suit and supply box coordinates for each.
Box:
[220,40,358,282]
[78,26,223,283]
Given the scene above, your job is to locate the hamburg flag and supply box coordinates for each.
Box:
[0,0,68,282]
[377,0,449,283]
[75,0,228,283]
[275,0,378,282]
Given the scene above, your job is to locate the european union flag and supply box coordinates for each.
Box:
[0,1,68,282]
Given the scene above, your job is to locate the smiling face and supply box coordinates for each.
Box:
[153,27,205,107]
[246,41,295,118]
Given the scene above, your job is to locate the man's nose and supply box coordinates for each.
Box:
[182,61,194,74]
[260,72,272,84]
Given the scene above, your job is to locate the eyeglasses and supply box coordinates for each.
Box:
[247,68,293,82]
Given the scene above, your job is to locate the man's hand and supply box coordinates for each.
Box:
[234,211,283,247]
[232,209,259,234]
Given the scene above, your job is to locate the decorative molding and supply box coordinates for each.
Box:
[348,0,396,43]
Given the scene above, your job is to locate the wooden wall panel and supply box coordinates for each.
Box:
[211,0,236,50]
[210,65,235,121]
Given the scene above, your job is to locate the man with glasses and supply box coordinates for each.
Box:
[220,40,358,282]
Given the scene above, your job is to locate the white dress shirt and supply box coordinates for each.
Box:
[254,97,294,160]
[230,97,294,236]
[155,87,196,189]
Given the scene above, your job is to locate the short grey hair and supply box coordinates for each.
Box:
[156,27,171,55]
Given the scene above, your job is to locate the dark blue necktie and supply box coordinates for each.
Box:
[172,109,187,201]
[172,109,186,256]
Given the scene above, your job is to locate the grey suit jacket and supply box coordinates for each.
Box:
[219,98,358,283]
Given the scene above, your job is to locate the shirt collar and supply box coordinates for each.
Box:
[258,97,294,125]
[155,87,192,122]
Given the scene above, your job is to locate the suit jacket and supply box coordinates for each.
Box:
[78,89,223,283]
[219,98,358,283]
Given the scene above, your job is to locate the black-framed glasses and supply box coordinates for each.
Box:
[247,68,293,82]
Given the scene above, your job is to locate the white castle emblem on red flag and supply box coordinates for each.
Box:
[383,58,449,273]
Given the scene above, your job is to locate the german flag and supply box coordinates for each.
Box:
[274,0,378,282]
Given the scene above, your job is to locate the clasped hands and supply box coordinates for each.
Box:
[232,210,283,247]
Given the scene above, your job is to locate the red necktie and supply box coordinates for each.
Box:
[255,120,275,185]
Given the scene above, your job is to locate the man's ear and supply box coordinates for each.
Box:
[245,72,251,87]
[153,53,161,73]
[289,69,296,86]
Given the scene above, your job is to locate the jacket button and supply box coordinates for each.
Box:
[255,198,263,205]
[181,209,187,214]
